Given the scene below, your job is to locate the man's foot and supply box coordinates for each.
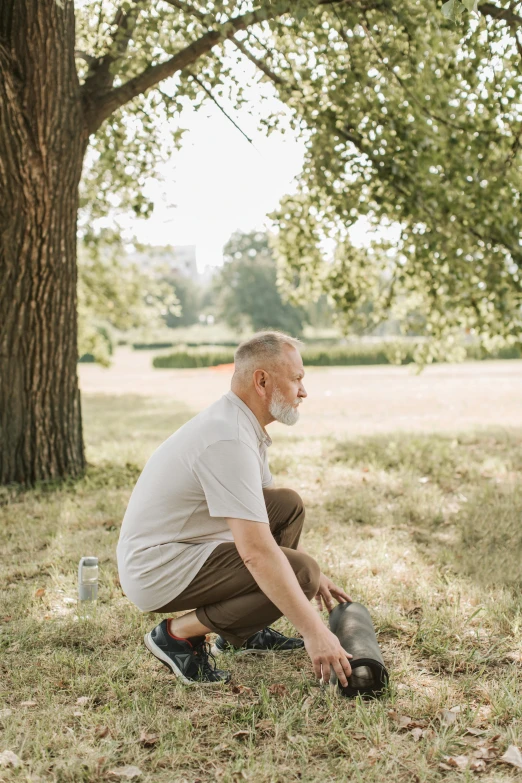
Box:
[211,626,305,656]
[144,620,231,685]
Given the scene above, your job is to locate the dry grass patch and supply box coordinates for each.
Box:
[0,396,521,782]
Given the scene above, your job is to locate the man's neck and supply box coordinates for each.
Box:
[230,386,272,430]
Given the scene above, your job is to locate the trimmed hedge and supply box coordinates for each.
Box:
[133,340,239,350]
[152,343,416,369]
[153,349,236,368]
[152,342,521,369]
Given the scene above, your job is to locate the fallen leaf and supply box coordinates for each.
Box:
[465,727,487,736]
[139,729,159,747]
[230,684,254,696]
[20,701,37,707]
[0,750,22,768]
[76,696,89,706]
[107,766,142,780]
[410,727,424,742]
[34,588,46,598]
[440,709,457,726]
[0,708,13,719]
[442,755,470,770]
[255,719,273,733]
[469,759,487,772]
[499,745,522,770]
[388,710,416,730]
[268,683,289,697]
[232,730,250,741]
[473,745,498,760]
[95,725,110,739]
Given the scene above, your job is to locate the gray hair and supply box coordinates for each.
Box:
[233,331,303,383]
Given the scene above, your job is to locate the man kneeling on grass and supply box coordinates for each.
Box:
[117,331,353,687]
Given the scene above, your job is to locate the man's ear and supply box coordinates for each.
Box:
[253,369,268,397]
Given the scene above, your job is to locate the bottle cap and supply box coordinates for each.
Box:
[81,557,98,567]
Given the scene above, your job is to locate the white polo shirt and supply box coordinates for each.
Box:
[116,391,273,611]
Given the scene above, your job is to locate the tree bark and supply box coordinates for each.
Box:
[0,0,88,484]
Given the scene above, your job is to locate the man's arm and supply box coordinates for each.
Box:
[226,517,352,685]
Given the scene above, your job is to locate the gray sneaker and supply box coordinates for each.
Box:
[211,626,304,656]
[144,620,231,685]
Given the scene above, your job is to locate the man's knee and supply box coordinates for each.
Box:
[294,552,321,599]
[267,487,304,517]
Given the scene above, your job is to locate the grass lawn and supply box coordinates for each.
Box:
[1,393,521,782]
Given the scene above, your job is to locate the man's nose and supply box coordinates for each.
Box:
[299,385,307,398]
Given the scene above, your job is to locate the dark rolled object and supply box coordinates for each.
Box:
[328,602,389,698]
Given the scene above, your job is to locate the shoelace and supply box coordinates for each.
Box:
[192,639,220,679]
[262,627,286,644]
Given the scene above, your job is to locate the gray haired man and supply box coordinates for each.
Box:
[117,331,352,685]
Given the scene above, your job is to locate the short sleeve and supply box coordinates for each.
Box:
[261,448,273,489]
[193,440,269,523]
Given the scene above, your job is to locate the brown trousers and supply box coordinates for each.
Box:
[155,488,321,646]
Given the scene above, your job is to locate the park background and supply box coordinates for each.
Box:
[1,0,522,781]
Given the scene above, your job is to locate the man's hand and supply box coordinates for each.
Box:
[303,625,353,686]
[315,573,352,613]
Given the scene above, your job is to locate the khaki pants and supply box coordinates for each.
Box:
[155,488,321,646]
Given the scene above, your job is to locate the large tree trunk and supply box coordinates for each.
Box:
[0,0,88,484]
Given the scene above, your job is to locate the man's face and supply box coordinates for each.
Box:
[268,346,307,426]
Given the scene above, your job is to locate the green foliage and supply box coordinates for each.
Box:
[162,274,203,328]
[268,2,522,351]
[153,347,235,368]
[214,230,306,335]
[78,233,180,365]
[151,340,521,369]
[72,1,522,353]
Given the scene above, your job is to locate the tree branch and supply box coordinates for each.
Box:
[160,0,206,21]
[189,74,255,146]
[162,0,286,86]
[85,3,292,133]
[82,2,145,102]
[478,2,522,27]
[232,37,286,87]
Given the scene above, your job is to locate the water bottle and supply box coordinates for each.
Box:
[78,557,98,619]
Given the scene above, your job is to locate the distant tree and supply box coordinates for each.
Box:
[215,231,306,336]
[79,233,179,364]
[163,274,202,328]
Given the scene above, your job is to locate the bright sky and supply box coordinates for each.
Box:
[119,60,383,273]
[127,98,306,273]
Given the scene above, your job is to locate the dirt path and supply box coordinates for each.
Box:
[79,348,522,437]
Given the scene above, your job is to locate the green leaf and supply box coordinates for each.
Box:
[441,0,457,21]
[462,0,479,11]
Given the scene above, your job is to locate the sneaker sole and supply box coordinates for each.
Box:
[211,644,303,657]
[144,633,228,686]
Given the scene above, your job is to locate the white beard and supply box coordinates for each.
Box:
[269,386,301,426]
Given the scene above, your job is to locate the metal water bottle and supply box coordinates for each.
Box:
[78,556,98,619]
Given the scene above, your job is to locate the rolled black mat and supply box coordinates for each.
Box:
[328,602,389,698]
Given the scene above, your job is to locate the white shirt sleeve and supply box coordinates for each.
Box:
[193,440,269,523]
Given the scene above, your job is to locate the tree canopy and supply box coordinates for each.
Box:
[267,2,522,355]
[75,0,521,357]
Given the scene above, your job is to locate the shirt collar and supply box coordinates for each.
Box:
[225,390,272,448]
